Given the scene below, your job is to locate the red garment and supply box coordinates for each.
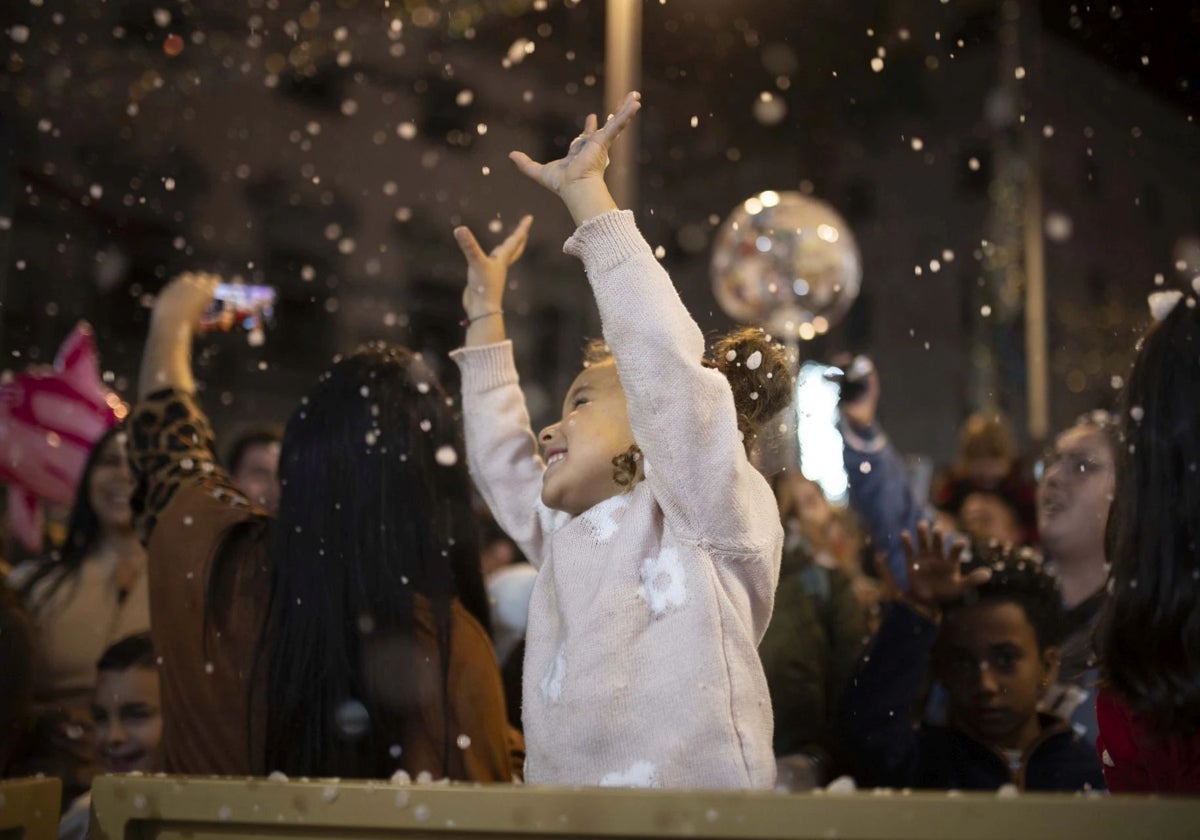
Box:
[1095,688,1200,793]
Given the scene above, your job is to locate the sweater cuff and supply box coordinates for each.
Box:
[450,341,520,393]
[563,209,654,275]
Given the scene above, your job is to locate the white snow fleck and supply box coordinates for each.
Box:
[540,643,567,702]
[1148,290,1183,322]
[599,761,660,788]
[996,783,1019,798]
[435,445,458,466]
[639,545,687,617]
[825,775,857,794]
[745,350,763,370]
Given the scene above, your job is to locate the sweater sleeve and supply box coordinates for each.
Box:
[128,388,258,544]
[834,601,938,787]
[563,210,777,552]
[449,342,560,568]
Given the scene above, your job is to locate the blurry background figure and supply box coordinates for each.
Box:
[0,581,35,776]
[763,470,870,789]
[775,469,882,620]
[5,426,149,805]
[958,490,1025,547]
[933,413,1037,545]
[59,632,162,840]
[478,511,535,732]
[224,424,283,516]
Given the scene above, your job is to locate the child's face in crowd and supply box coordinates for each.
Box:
[89,433,134,533]
[1036,425,1114,560]
[936,601,1058,753]
[539,361,636,516]
[91,666,162,773]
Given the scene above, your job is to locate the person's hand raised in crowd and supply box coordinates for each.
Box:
[509,91,641,225]
[832,353,881,433]
[453,215,532,346]
[139,272,228,400]
[151,272,222,333]
[894,522,991,619]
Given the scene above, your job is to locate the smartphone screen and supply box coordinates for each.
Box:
[201,284,277,331]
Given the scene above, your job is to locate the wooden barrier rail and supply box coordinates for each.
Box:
[0,777,61,840]
[87,775,1200,840]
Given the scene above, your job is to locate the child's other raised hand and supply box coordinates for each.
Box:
[509,92,641,219]
[899,522,991,616]
[453,216,530,345]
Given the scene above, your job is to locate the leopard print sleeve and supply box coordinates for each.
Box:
[129,388,252,543]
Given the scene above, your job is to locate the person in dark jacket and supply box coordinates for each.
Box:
[836,525,1105,792]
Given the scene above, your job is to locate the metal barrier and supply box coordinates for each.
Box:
[0,777,61,840]
[88,774,1200,840]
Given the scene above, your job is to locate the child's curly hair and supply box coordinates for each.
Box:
[584,327,795,487]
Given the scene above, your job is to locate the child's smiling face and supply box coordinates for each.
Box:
[539,360,637,516]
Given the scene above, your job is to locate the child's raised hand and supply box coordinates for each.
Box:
[509,92,641,201]
[454,215,532,325]
[899,522,991,616]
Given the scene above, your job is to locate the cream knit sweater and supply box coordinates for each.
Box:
[451,210,780,790]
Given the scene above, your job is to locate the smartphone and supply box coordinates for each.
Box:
[201,284,277,332]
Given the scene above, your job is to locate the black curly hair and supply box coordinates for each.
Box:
[944,543,1065,651]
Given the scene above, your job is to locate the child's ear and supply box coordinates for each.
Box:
[1039,646,1061,690]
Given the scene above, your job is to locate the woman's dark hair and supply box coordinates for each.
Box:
[1099,298,1200,734]
[254,343,481,777]
[587,327,795,486]
[19,425,128,611]
[944,543,1064,651]
[97,632,155,672]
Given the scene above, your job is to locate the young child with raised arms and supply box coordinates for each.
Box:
[450,92,793,789]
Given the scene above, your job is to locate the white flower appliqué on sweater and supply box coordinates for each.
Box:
[598,760,661,788]
[540,642,567,702]
[639,545,687,617]
[580,495,630,543]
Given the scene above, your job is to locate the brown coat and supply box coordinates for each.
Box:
[129,389,520,781]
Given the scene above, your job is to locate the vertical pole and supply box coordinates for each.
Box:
[1023,156,1050,441]
[605,0,642,213]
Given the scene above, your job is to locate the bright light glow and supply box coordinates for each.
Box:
[817,224,839,242]
[796,362,848,503]
[744,197,764,215]
[793,278,810,295]
[755,235,772,252]
[813,316,830,334]
[798,322,816,340]
[759,190,781,208]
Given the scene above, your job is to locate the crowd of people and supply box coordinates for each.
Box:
[1,92,1197,834]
